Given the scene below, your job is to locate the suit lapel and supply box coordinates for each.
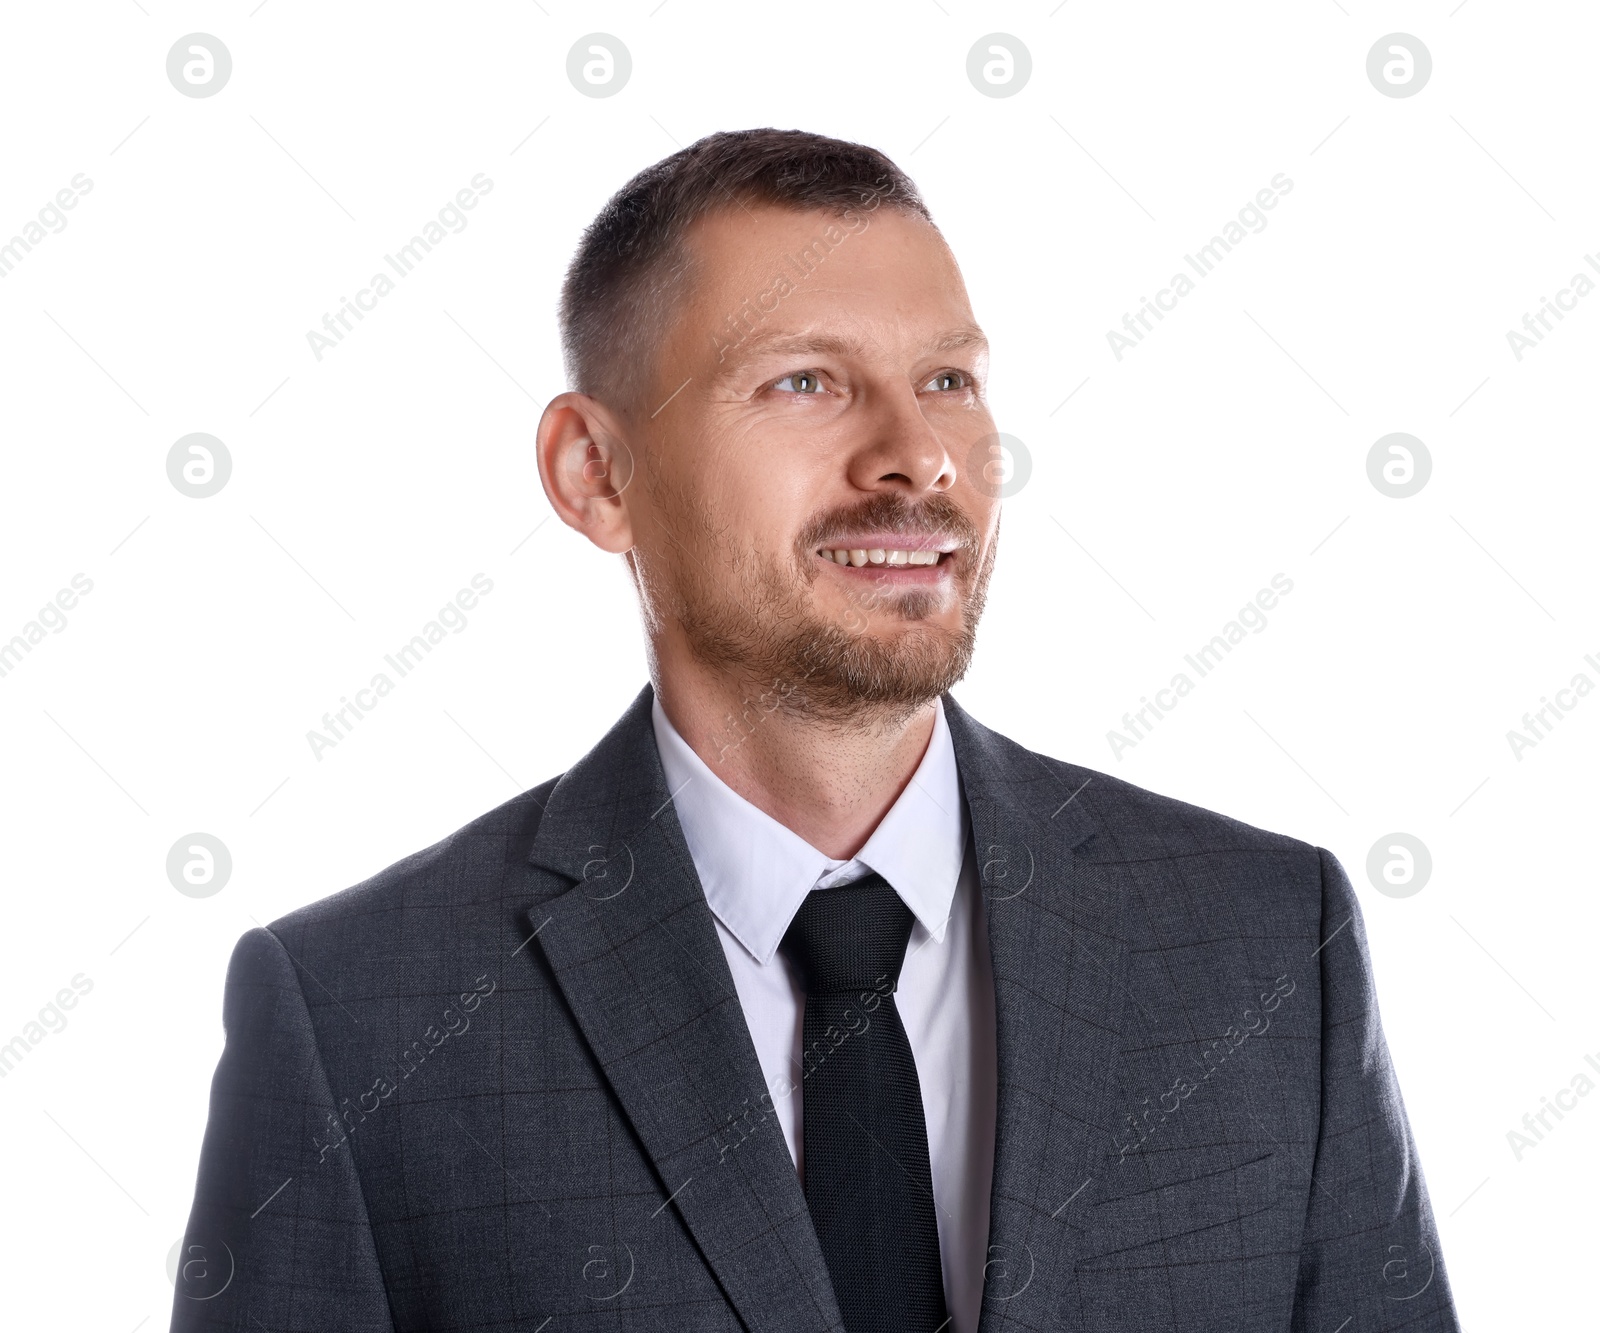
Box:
[527,684,1127,1332]
[944,694,1130,1332]
[527,685,842,1333]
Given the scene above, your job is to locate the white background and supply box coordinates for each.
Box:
[1,3,1595,1329]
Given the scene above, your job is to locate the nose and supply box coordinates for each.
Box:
[845,382,956,495]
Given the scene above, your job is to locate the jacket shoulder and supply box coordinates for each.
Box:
[268,775,562,937]
[991,731,1330,944]
[975,716,1316,868]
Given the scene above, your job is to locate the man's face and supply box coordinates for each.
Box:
[622,202,1001,723]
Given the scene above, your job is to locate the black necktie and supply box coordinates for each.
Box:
[779,873,949,1333]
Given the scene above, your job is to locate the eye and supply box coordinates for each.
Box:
[773,370,824,394]
[923,370,967,392]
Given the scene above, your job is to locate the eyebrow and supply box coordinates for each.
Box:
[709,325,989,383]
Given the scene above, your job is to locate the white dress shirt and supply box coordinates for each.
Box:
[651,694,997,1332]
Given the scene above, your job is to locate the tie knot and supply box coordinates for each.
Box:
[778,874,915,997]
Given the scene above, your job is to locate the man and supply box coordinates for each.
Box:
[173,129,1459,1332]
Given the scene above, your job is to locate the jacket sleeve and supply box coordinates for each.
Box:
[1290,848,1460,1331]
[170,927,395,1332]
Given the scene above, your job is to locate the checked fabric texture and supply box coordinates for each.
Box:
[779,875,949,1333]
[169,683,1460,1332]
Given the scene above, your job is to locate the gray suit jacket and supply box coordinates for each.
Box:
[171,684,1458,1331]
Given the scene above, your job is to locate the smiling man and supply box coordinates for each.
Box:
[173,129,1459,1333]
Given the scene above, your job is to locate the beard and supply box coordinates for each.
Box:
[648,488,996,727]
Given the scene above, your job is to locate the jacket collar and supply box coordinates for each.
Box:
[649,691,968,964]
[527,683,1126,1332]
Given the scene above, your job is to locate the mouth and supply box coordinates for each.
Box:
[813,537,959,582]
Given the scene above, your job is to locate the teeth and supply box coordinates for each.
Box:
[821,547,941,567]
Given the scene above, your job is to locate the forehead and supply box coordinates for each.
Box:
[673,203,978,358]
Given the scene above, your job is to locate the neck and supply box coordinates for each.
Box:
[651,653,939,861]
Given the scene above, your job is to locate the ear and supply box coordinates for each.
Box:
[535,392,637,555]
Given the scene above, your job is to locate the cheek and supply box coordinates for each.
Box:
[703,450,814,555]
[642,456,793,580]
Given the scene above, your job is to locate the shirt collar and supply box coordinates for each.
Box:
[650,693,968,965]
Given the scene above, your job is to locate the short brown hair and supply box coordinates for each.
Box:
[558,127,932,415]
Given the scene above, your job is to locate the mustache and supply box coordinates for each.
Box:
[796,492,980,554]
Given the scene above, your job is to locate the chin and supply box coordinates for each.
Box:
[777,617,978,723]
